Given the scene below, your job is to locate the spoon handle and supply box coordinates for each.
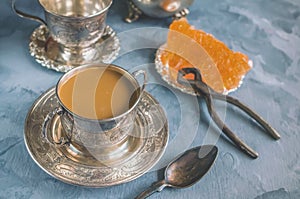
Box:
[135,180,167,199]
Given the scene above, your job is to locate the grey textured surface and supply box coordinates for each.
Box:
[0,0,300,198]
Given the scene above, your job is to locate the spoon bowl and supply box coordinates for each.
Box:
[135,145,218,198]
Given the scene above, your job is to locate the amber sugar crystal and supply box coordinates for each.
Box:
[161,18,252,93]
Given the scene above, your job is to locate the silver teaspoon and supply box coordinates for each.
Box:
[135,145,218,199]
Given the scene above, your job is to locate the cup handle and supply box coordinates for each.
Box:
[42,107,69,145]
[132,70,147,95]
[12,0,47,25]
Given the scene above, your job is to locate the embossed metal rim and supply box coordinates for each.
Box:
[29,25,120,73]
[40,0,113,19]
[24,87,169,187]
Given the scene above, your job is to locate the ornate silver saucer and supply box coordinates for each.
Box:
[29,25,120,73]
[24,87,168,187]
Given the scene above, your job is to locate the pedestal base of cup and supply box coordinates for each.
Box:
[29,25,120,72]
[49,112,143,166]
[61,133,142,166]
[46,39,103,67]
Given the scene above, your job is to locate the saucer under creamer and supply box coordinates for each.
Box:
[24,87,168,187]
[29,25,120,73]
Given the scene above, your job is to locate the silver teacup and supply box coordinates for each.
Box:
[12,0,117,70]
[42,63,147,162]
[13,0,112,48]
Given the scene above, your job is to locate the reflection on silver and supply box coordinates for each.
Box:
[24,87,168,187]
[29,25,120,72]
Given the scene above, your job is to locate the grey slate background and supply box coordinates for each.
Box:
[0,0,300,198]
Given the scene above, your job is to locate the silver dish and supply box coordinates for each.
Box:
[24,87,168,187]
[155,44,244,95]
[155,44,197,96]
[29,25,120,73]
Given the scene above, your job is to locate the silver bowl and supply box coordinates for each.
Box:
[125,0,194,23]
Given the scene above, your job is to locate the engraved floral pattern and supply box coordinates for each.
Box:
[29,25,120,72]
[47,13,106,46]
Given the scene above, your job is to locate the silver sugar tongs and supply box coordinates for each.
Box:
[177,68,281,159]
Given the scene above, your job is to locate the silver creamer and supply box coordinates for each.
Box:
[125,0,194,23]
